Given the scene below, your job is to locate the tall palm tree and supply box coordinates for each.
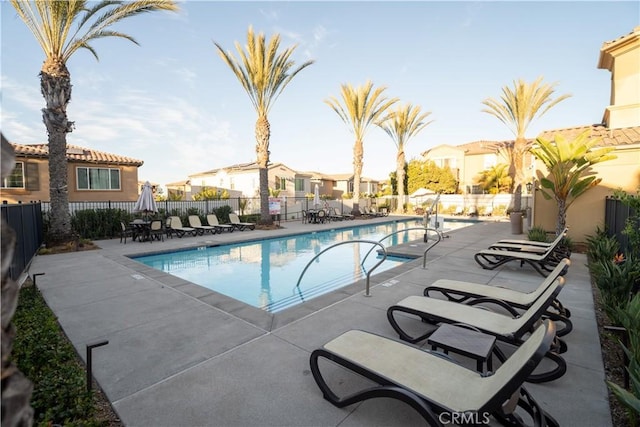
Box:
[481,76,571,211]
[377,103,433,213]
[325,81,397,215]
[10,0,179,244]
[214,26,314,225]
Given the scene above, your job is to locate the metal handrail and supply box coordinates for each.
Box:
[422,228,443,268]
[294,239,388,297]
[360,226,442,265]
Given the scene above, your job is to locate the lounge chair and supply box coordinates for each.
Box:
[326,207,344,221]
[387,272,568,383]
[453,206,463,216]
[168,216,196,238]
[206,214,234,233]
[188,215,216,235]
[310,321,560,426]
[229,213,255,231]
[489,228,571,258]
[474,231,569,277]
[423,259,572,336]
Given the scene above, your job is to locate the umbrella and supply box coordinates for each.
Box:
[313,184,320,209]
[134,181,158,218]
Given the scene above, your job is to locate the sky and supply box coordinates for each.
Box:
[2,1,639,190]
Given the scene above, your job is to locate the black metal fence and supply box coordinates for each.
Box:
[1,202,44,281]
[604,196,638,254]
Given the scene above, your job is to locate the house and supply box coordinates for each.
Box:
[0,143,143,204]
[422,142,530,195]
[185,162,307,200]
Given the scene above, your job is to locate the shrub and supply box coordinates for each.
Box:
[586,227,620,263]
[527,226,550,242]
[607,294,640,425]
[214,205,233,223]
[591,254,640,325]
[11,284,102,426]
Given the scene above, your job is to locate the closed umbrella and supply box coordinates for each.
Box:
[313,184,320,209]
[134,181,158,219]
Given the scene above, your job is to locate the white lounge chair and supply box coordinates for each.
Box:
[229,213,255,231]
[206,214,234,233]
[168,216,196,238]
[310,321,559,426]
[188,215,216,235]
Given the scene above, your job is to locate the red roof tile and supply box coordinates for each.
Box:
[10,143,143,166]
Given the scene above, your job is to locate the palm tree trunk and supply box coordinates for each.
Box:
[511,137,527,211]
[396,149,405,213]
[41,58,74,244]
[557,198,567,236]
[352,139,363,215]
[255,115,272,225]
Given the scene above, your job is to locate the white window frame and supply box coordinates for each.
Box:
[76,167,121,190]
[1,162,25,188]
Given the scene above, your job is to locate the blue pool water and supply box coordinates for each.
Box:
[133,219,472,312]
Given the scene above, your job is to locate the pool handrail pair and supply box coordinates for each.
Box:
[359,226,444,268]
[294,240,388,297]
[295,226,445,298]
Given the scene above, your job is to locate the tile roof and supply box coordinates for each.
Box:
[538,125,640,147]
[11,143,143,166]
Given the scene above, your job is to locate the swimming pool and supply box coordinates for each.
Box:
[133,218,472,312]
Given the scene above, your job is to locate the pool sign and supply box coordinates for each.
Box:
[269,198,281,215]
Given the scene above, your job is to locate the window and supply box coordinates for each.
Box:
[434,157,456,169]
[229,177,235,190]
[1,162,24,188]
[275,176,286,190]
[483,154,497,170]
[294,178,305,192]
[76,167,121,190]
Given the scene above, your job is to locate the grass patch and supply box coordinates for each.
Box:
[11,281,109,426]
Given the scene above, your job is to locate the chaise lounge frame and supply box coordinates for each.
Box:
[424,260,572,335]
[387,266,569,383]
[474,231,569,277]
[310,321,559,426]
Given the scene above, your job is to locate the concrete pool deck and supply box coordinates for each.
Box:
[28,216,612,426]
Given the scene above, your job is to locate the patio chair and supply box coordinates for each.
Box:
[310,321,559,426]
[148,219,164,242]
[168,216,197,238]
[387,273,569,383]
[489,228,570,258]
[453,206,464,216]
[188,215,216,235]
[423,259,572,336]
[229,213,255,231]
[474,231,569,277]
[206,214,234,233]
[120,222,134,244]
[301,210,308,224]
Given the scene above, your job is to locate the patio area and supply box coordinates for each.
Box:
[28,217,612,426]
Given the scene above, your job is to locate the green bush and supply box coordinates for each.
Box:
[607,294,640,425]
[71,208,132,240]
[591,255,640,325]
[527,226,550,242]
[11,284,104,426]
[214,205,233,223]
[586,227,620,263]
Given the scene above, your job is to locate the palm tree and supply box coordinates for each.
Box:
[10,0,179,244]
[214,26,314,225]
[482,76,571,211]
[530,130,616,235]
[325,81,397,215]
[475,163,511,194]
[377,103,433,213]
